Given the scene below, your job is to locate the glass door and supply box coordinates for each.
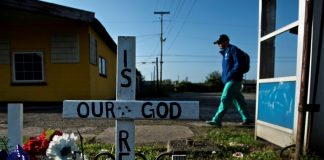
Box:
[256,0,300,147]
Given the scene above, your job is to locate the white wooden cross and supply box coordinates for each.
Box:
[63,36,199,160]
[7,103,23,148]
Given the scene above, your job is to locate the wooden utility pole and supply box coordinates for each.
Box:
[154,11,170,85]
[295,0,313,159]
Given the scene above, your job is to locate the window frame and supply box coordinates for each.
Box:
[12,51,45,83]
[98,56,107,77]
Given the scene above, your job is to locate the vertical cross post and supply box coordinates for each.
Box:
[116,36,136,160]
[8,103,23,147]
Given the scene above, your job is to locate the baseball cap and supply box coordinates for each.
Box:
[214,34,229,44]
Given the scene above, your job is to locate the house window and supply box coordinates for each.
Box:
[89,34,97,65]
[98,57,107,76]
[51,34,80,63]
[12,52,44,83]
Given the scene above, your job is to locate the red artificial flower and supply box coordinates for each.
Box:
[23,129,63,160]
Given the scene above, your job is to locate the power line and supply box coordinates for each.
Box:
[166,0,197,53]
[135,33,160,37]
[137,54,297,59]
[137,54,217,58]
[137,60,218,64]
[103,20,154,24]
[137,58,275,64]
[165,0,185,38]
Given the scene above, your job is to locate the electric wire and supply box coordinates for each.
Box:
[166,0,197,53]
[164,0,185,38]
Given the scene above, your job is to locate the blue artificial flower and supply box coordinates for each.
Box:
[8,145,30,160]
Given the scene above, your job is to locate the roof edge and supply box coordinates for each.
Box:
[0,0,95,22]
[91,18,117,52]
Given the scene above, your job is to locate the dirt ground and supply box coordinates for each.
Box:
[0,92,255,139]
[0,112,207,138]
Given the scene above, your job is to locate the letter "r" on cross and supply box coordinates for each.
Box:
[119,130,131,152]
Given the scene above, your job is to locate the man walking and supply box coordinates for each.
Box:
[206,34,251,127]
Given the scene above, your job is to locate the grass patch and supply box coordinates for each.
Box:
[194,126,280,159]
[81,126,321,160]
[80,126,280,159]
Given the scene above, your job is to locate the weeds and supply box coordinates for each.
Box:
[80,126,279,159]
[1,126,321,160]
[79,126,321,160]
[0,136,10,152]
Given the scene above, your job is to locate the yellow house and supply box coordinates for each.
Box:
[0,0,117,107]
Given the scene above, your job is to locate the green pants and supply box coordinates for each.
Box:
[212,80,250,123]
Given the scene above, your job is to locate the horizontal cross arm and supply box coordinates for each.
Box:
[63,100,199,120]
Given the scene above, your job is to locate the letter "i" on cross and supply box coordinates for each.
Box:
[121,50,131,88]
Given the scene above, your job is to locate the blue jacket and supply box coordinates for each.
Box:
[220,44,243,83]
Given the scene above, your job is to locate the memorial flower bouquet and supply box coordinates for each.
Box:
[23,129,63,160]
[1,129,85,160]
